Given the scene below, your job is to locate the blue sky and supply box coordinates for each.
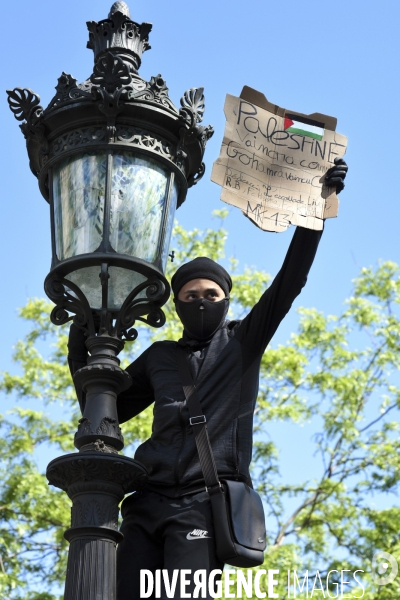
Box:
[2,0,400,543]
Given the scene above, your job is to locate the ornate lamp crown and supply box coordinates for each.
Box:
[7,2,214,197]
[87,1,152,73]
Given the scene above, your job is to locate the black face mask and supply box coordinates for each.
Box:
[175,297,230,341]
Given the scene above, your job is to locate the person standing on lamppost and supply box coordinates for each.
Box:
[68,158,348,599]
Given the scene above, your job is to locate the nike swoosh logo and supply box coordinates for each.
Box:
[186,533,211,540]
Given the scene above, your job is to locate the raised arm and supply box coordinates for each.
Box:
[234,225,323,357]
[234,157,348,358]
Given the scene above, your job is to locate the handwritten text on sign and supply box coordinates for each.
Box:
[211,94,348,232]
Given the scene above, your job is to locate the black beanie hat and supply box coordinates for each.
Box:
[171,257,232,298]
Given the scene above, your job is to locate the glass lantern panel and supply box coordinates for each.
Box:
[53,153,106,260]
[108,266,148,310]
[160,179,179,271]
[110,153,169,263]
[65,266,147,311]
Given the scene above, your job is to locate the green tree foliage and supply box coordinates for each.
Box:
[1,213,400,598]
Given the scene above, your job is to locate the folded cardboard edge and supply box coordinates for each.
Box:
[240,86,337,132]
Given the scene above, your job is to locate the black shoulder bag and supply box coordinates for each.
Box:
[177,348,266,568]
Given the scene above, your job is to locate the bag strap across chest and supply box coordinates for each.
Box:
[176,346,266,568]
[176,347,220,491]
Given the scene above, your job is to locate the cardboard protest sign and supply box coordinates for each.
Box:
[211,86,348,232]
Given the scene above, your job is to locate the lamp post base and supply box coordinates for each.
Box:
[47,452,147,600]
[64,536,118,600]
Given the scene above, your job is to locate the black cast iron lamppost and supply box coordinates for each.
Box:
[7,2,213,598]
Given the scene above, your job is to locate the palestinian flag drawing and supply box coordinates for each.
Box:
[284,113,324,140]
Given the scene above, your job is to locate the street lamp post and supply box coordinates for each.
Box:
[7,2,213,598]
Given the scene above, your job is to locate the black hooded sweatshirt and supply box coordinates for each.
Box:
[68,226,322,497]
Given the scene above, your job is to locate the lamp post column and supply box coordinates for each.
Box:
[47,334,147,600]
[7,2,214,597]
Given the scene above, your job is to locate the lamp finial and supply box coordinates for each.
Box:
[87,4,152,74]
[108,2,131,18]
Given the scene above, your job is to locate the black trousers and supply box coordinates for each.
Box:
[117,490,224,599]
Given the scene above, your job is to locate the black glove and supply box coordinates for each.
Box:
[324,157,348,194]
